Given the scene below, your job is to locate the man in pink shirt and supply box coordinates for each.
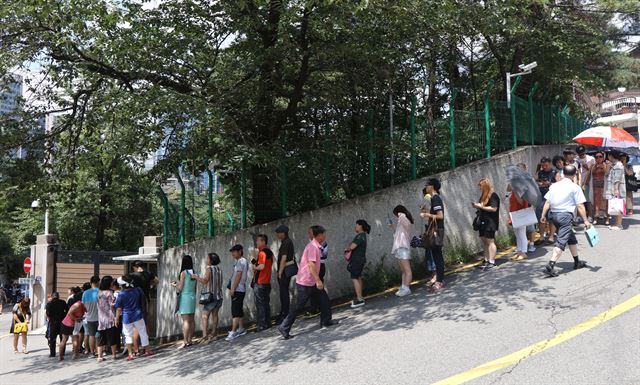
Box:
[278,225,335,339]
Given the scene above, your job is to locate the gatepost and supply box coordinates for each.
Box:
[29,234,57,330]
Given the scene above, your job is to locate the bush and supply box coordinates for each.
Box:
[444,236,477,267]
[362,254,400,295]
[495,230,516,250]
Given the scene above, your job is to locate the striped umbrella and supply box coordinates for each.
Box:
[574,126,639,148]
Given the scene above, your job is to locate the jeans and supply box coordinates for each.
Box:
[254,284,271,330]
[425,249,436,272]
[278,275,292,320]
[48,321,62,357]
[281,284,332,334]
[430,247,445,283]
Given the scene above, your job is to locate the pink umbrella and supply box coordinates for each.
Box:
[574,126,639,148]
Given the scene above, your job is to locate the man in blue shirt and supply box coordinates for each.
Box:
[81,275,100,356]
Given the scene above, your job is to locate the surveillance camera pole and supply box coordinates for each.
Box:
[506,70,532,109]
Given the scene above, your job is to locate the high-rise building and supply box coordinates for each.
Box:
[0,74,22,115]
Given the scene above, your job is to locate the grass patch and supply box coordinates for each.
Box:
[362,254,400,295]
[495,230,516,250]
[444,236,477,267]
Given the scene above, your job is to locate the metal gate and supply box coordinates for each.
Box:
[54,250,135,292]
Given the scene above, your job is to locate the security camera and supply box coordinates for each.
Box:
[31,200,40,210]
[518,61,538,72]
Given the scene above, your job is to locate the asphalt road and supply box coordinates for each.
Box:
[1,197,639,385]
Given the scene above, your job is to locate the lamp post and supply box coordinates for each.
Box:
[506,61,538,108]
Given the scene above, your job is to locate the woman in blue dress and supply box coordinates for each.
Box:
[171,254,196,348]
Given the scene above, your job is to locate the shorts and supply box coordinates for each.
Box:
[479,230,496,239]
[231,292,245,318]
[393,247,411,260]
[83,320,98,337]
[73,321,83,336]
[347,259,366,279]
[60,324,74,336]
[203,298,223,312]
[97,327,118,347]
[550,211,578,251]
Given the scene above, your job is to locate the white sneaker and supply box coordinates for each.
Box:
[608,226,621,231]
[235,328,247,337]
[527,244,536,253]
[397,287,411,297]
[225,331,236,341]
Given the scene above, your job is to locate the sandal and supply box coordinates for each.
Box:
[97,357,105,362]
[143,351,156,357]
[13,349,19,354]
[127,355,135,361]
[604,218,610,225]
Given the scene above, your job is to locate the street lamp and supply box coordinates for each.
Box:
[506,61,538,108]
[31,199,49,234]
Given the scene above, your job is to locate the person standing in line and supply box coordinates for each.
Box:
[171,254,197,348]
[344,219,370,308]
[421,178,446,290]
[535,157,558,245]
[621,153,635,216]
[96,276,118,362]
[0,287,7,315]
[553,155,566,182]
[275,225,297,324]
[278,225,335,340]
[81,275,100,357]
[508,181,530,261]
[390,205,414,297]
[193,253,223,342]
[541,165,591,277]
[474,178,501,271]
[226,245,248,341]
[591,151,609,224]
[45,292,68,358]
[110,279,124,354]
[576,146,595,221]
[252,234,274,332]
[115,276,155,360]
[563,148,582,186]
[130,260,157,350]
[605,150,627,230]
[419,187,437,280]
[59,299,86,360]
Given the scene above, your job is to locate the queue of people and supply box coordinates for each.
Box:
[10,146,635,356]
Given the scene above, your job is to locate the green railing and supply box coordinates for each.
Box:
[157,87,587,249]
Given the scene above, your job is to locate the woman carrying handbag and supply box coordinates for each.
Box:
[421,179,446,291]
[11,297,31,354]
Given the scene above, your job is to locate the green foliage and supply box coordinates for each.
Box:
[495,231,517,250]
[444,237,477,266]
[362,254,400,294]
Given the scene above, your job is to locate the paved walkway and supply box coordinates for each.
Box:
[1,197,639,385]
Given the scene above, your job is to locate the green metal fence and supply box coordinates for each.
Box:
[157,86,588,249]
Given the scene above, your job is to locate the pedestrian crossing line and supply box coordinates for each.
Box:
[430,293,640,385]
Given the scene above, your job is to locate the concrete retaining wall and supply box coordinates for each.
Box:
[156,145,564,339]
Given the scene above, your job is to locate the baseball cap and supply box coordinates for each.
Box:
[229,244,243,252]
[275,224,289,234]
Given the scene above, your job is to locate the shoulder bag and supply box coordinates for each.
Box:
[199,267,215,305]
[422,219,444,249]
[472,211,481,231]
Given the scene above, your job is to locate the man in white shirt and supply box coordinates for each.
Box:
[540,165,592,277]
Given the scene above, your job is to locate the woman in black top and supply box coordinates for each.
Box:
[474,178,500,271]
[421,178,446,290]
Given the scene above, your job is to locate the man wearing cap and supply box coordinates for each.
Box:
[541,165,591,277]
[275,225,297,324]
[45,292,68,358]
[576,145,595,221]
[226,245,248,341]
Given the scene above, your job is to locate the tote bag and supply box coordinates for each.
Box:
[607,198,626,216]
[509,207,538,228]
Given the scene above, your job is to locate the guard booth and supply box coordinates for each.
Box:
[112,236,161,339]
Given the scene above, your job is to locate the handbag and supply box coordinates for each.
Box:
[509,207,538,228]
[585,226,600,247]
[422,220,444,249]
[199,267,215,305]
[626,173,639,192]
[472,211,481,231]
[343,250,352,262]
[607,198,626,216]
[14,321,28,334]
